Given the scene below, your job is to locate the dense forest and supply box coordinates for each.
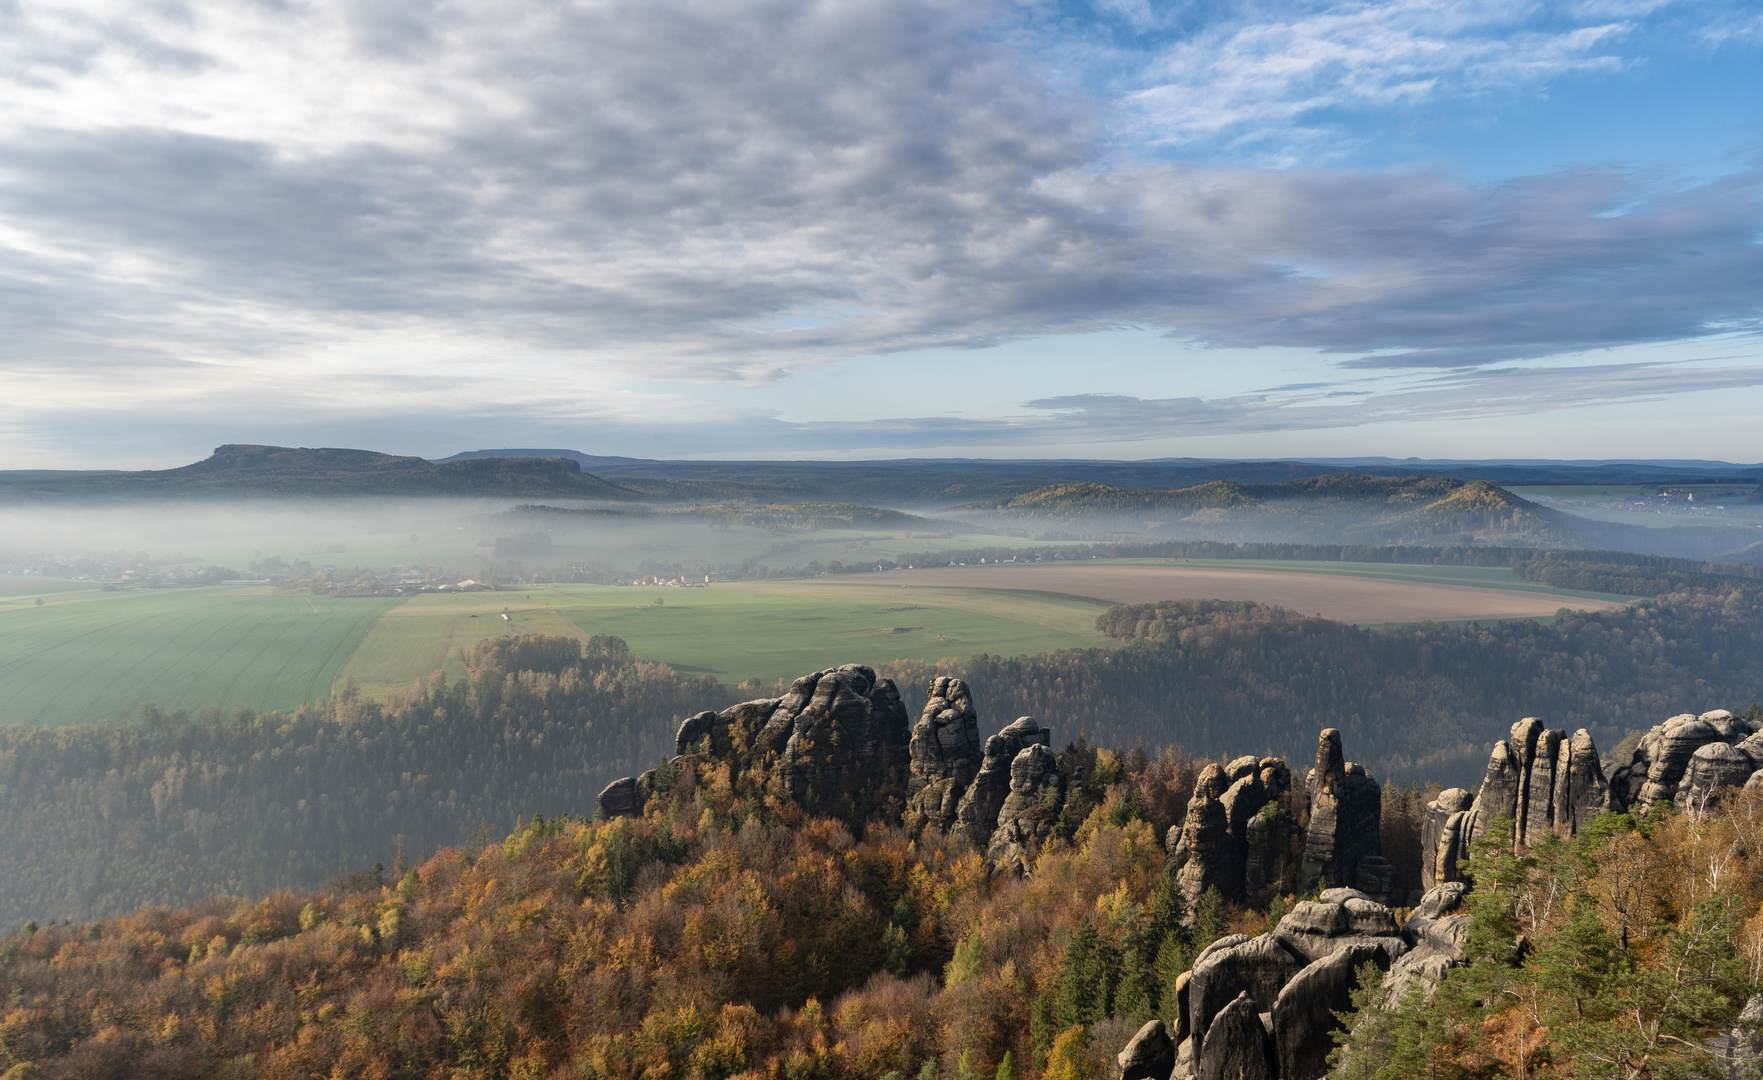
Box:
[7,577,1763,926]
[897,585,1763,783]
[0,637,730,928]
[0,743,1753,1080]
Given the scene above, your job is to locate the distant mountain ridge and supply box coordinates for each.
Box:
[437,447,1763,505]
[0,444,642,501]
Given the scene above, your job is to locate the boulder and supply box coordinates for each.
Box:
[1114,1019,1176,1080]
[595,775,645,819]
[1198,992,1276,1080]
[1298,729,1383,895]
[1273,943,1394,1080]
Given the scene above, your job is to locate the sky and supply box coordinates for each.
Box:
[1,0,1760,468]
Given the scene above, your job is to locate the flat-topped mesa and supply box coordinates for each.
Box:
[595,663,911,821]
[1298,729,1386,897]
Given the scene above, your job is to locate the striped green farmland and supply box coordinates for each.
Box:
[0,585,397,726]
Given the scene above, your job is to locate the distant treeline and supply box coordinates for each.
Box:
[885,588,1763,787]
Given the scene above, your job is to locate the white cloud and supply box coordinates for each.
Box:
[0,0,1758,462]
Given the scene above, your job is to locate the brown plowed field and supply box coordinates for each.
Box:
[851,564,1627,624]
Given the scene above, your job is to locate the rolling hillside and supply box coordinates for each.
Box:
[979,474,1603,547]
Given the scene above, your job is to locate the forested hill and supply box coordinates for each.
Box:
[0,445,643,501]
[6,583,1763,926]
[977,475,1604,548]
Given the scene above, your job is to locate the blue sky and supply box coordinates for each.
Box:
[1,0,1760,467]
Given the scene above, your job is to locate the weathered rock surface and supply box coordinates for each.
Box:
[1190,934,1304,1052]
[1610,710,1760,814]
[1114,1019,1176,1080]
[1679,741,1756,810]
[1170,736,1361,902]
[1170,764,1240,910]
[1198,993,1276,1080]
[984,741,1067,875]
[595,775,645,819]
[1421,787,1474,889]
[600,664,911,820]
[955,716,1051,844]
[1298,729,1384,896]
[904,677,983,832]
[1173,895,1406,1080]
[1425,720,1613,886]
[1274,943,1394,1080]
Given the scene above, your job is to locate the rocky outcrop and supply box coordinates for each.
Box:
[1165,893,1407,1080]
[1610,710,1762,814]
[904,677,983,832]
[1169,764,1239,911]
[1197,992,1275,1080]
[1424,720,1612,886]
[1167,734,1385,909]
[985,741,1067,875]
[1421,788,1474,889]
[595,775,645,819]
[955,716,1052,844]
[597,664,911,820]
[1298,729,1384,896]
[1385,882,1470,1005]
[1274,942,1392,1080]
[1114,1019,1176,1080]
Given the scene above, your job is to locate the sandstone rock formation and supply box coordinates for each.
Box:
[955,716,1053,844]
[1423,719,1612,885]
[1114,1019,1176,1080]
[1298,729,1384,896]
[596,664,911,820]
[904,677,983,832]
[985,741,1068,876]
[1167,733,1385,910]
[1165,891,1412,1080]
[1609,710,1762,813]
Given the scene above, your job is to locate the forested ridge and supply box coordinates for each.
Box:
[0,743,1757,1080]
[6,581,1763,927]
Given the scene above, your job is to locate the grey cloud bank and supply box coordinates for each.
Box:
[0,0,1760,462]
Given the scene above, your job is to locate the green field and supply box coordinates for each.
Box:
[549,582,1109,685]
[0,585,397,726]
[0,558,1642,726]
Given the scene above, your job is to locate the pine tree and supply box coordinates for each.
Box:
[1056,920,1103,1029]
